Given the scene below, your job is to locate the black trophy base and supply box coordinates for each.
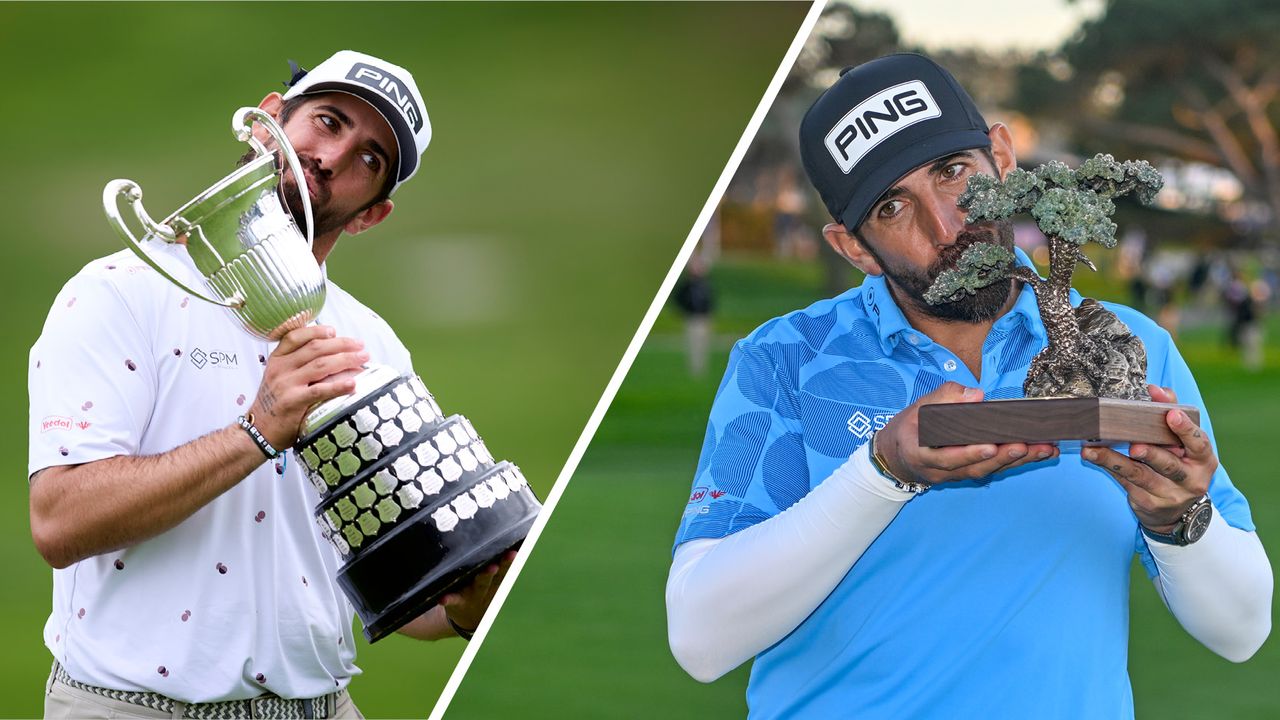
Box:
[918,397,1201,447]
[339,463,542,642]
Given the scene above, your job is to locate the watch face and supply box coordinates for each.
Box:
[1184,503,1213,544]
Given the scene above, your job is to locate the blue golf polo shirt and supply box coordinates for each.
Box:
[674,252,1254,719]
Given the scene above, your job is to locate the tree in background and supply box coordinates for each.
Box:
[1018,0,1280,244]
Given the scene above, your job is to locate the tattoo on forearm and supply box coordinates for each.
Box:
[1193,430,1201,438]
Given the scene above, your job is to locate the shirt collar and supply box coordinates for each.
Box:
[859,246,1047,353]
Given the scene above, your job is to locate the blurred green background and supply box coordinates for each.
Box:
[0,2,810,718]
[445,256,1280,720]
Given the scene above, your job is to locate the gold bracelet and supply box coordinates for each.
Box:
[869,431,928,495]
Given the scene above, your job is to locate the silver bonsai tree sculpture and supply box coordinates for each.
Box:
[923,154,1164,400]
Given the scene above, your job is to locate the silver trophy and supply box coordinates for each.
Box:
[104,107,324,340]
[103,108,541,641]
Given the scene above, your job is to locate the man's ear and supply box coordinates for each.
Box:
[987,122,1018,179]
[823,223,882,276]
[259,92,284,117]
[252,93,287,145]
[344,200,394,236]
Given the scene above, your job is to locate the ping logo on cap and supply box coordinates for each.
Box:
[825,80,941,174]
[347,62,424,133]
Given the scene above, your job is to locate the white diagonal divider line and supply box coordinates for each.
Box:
[427,2,830,717]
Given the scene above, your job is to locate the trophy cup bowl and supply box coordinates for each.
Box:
[102,107,542,641]
[104,107,323,340]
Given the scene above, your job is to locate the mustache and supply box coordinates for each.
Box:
[282,154,331,207]
[930,227,1000,278]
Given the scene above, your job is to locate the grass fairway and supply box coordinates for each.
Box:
[444,254,1280,719]
[0,3,808,717]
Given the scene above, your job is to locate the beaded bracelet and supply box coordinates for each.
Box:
[237,413,280,460]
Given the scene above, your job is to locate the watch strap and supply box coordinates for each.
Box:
[1141,524,1182,546]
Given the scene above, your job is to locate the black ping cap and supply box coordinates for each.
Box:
[799,53,990,232]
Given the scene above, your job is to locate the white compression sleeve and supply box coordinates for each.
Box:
[666,443,913,682]
[1146,512,1273,662]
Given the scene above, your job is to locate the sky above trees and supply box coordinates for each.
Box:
[853,0,1105,52]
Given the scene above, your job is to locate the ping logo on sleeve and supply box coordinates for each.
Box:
[346,62,425,133]
[825,80,941,173]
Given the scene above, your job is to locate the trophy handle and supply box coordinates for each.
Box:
[102,179,244,308]
[232,107,315,249]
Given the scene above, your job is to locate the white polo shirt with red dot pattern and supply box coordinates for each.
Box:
[29,243,414,702]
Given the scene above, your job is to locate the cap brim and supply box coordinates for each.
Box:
[838,129,991,232]
[299,81,416,187]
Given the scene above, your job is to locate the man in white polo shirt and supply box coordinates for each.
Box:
[29,51,506,719]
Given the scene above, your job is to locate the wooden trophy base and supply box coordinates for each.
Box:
[917,397,1201,447]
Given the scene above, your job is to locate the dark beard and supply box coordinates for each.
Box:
[236,148,343,238]
[871,220,1016,324]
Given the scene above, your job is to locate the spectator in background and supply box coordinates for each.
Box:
[1224,269,1268,370]
[673,252,716,378]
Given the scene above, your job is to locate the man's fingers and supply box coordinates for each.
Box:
[274,325,337,356]
[1166,410,1213,461]
[298,350,370,384]
[996,444,1059,474]
[282,337,366,369]
[955,444,1058,479]
[1148,384,1178,404]
[303,376,361,406]
[1110,472,1165,517]
[443,565,502,607]
[319,368,363,387]
[920,442,1057,481]
[922,443,999,472]
[1083,447,1161,493]
[918,381,983,406]
[1130,444,1189,484]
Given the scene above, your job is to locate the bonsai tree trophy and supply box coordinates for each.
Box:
[917,154,1199,447]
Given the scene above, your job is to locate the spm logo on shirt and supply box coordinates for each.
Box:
[825,80,941,173]
[190,347,239,370]
[688,487,709,504]
[847,410,894,439]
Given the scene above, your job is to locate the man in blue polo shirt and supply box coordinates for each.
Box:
[666,53,1272,718]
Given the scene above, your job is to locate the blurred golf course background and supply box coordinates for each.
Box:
[0,2,810,717]
[445,2,1280,717]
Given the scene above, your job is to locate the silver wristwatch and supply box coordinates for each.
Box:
[1142,495,1212,546]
